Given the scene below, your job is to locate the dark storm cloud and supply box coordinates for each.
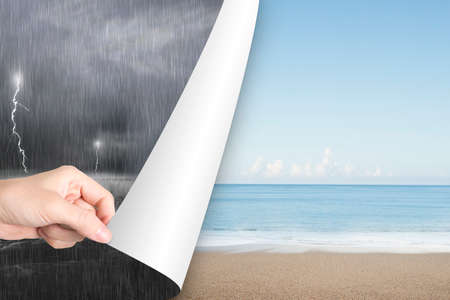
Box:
[0,0,223,175]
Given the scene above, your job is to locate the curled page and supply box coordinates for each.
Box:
[109,0,259,291]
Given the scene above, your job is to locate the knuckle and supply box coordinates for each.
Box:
[106,192,115,210]
[104,192,116,211]
[107,191,114,202]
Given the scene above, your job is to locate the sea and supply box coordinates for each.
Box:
[198,184,450,253]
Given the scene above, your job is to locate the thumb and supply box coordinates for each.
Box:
[43,192,112,243]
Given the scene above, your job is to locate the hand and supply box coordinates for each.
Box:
[0,166,115,249]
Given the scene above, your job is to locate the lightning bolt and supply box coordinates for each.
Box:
[10,74,29,173]
[94,140,101,173]
[95,148,99,172]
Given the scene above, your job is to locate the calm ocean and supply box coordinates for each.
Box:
[198,184,450,252]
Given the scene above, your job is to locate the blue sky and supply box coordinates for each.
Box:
[217,0,450,185]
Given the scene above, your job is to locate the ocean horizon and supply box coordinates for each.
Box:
[198,184,450,253]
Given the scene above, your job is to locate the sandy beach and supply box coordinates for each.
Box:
[174,252,450,300]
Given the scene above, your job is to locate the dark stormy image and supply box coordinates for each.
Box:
[0,0,223,299]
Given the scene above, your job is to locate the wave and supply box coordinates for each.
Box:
[197,230,450,253]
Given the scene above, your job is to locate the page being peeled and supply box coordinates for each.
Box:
[108,0,259,293]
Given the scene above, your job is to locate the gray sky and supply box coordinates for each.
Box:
[0,0,222,175]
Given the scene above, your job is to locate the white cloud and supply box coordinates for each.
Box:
[316,163,326,176]
[290,163,302,176]
[343,163,354,176]
[264,160,283,177]
[290,148,334,178]
[246,148,391,181]
[304,162,313,177]
[373,167,382,177]
[365,167,382,177]
[245,156,264,176]
[290,161,314,177]
[315,147,332,176]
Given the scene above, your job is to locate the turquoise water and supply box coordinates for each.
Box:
[198,184,450,252]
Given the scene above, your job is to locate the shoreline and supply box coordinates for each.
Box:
[196,231,450,254]
[196,244,450,254]
[174,251,450,300]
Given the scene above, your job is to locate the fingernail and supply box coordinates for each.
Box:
[95,226,112,243]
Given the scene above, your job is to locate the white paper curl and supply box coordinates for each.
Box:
[108,0,259,289]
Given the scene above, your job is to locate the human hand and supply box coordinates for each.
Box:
[0,166,115,249]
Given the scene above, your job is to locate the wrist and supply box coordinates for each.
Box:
[0,180,10,223]
[0,179,16,203]
[0,179,7,200]
[0,178,22,224]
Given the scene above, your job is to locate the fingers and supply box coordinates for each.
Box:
[39,197,98,249]
[73,198,96,212]
[59,166,115,224]
[42,190,112,244]
[79,178,115,224]
[0,224,39,240]
[38,225,80,249]
[39,233,76,249]
[38,224,84,243]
